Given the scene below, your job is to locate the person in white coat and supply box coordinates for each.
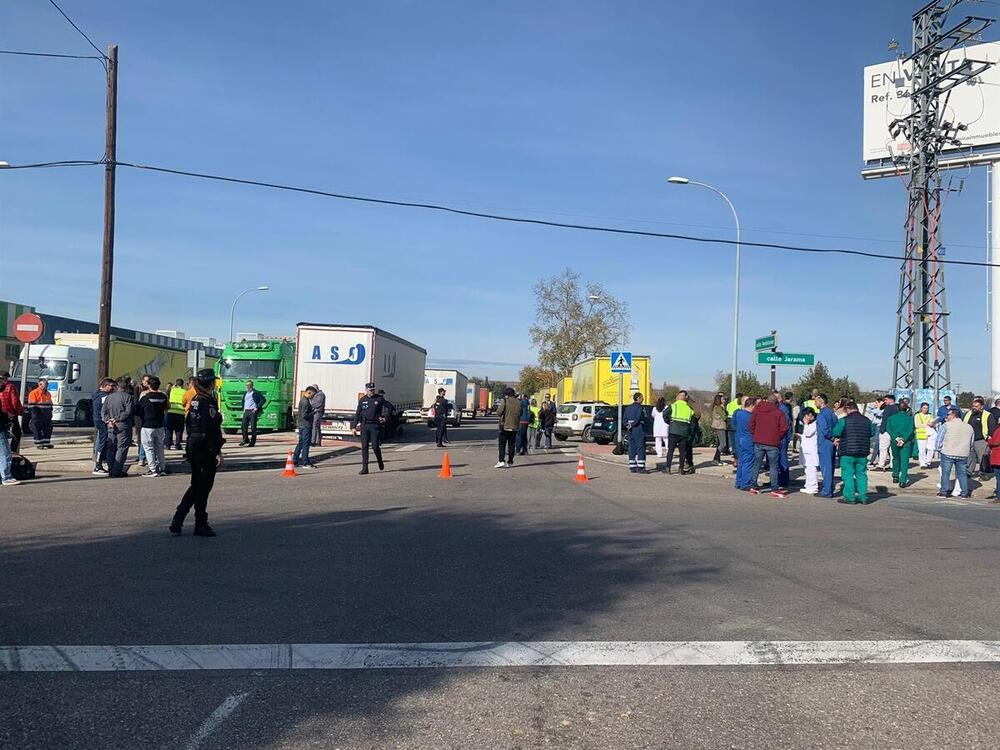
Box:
[799,407,819,494]
[652,396,670,460]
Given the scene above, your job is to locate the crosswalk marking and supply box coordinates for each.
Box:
[3,640,999,672]
[395,444,424,452]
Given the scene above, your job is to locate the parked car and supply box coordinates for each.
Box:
[553,401,607,442]
[591,405,655,446]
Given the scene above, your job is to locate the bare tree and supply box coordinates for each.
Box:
[529,269,631,375]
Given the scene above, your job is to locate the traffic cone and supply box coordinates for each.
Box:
[574,456,589,483]
[281,450,297,478]
[438,452,453,479]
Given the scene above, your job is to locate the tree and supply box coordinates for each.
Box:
[790,362,861,401]
[958,391,976,409]
[517,365,561,396]
[529,269,631,375]
[651,382,682,403]
[714,370,768,398]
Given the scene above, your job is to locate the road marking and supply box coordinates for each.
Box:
[2,641,1000,672]
[395,443,425,452]
[184,691,249,750]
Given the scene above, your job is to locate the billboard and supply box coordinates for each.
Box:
[863,41,1000,164]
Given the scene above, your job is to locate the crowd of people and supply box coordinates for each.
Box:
[494,389,558,468]
[711,388,999,503]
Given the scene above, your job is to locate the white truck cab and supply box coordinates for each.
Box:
[11,344,96,423]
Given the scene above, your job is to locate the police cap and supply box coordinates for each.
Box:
[365,382,376,389]
[195,368,215,388]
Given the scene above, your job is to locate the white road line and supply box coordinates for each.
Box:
[396,444,424,452]
[184,691,249,750]
[2,641,1000,672]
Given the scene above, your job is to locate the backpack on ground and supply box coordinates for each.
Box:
[11,454,35,481]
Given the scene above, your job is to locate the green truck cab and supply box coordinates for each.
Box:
[216,339,296,433]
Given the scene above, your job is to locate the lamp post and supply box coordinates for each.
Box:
[229,286,269,343]
[667,176,741,401]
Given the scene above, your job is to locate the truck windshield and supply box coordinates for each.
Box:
[219,359,280,379]
[12,359,68,381]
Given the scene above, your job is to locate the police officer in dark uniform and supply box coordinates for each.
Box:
[433,388,451,447]
[377,389,395,439]
[170,369,224,537]
[354,382,385,475]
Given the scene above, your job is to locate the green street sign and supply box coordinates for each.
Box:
[754,335,776,352]
[757,351,814,367]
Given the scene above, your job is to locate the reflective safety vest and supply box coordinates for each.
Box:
[963,409,989,439]
[168,386,186,416]
[914,412,934,440]
[726,398,740,417]
[670,399,694,424]
[803,399,818,413]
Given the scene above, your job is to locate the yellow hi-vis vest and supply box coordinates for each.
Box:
[671,400,694,424]
[726,398,740,417]
[168,386,186,416]
[914,412,934,440]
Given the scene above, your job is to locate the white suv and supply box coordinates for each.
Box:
[553,401,607,442]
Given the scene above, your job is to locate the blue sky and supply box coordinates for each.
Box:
[1,0,996,391]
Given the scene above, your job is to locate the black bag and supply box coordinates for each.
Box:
[11,454,35,481]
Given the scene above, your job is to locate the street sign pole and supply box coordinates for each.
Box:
[617,372,623,446]
[769,330,777,391]
[19,344,28,405]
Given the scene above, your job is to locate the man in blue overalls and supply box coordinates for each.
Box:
[777,391,794,490]
[816,394,838,497]
[734,396,756,490]
[623,392,647,474]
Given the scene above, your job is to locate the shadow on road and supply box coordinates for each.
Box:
[0,500,720,747]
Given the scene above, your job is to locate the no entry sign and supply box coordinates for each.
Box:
[13,313,44,343]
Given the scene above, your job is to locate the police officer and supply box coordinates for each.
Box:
[623,392,647,474]
[377,389,395,439]
[433,387,451,447]
[170,369,224,537]
[354,382,385,474]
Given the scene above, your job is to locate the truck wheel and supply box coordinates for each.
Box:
[555,433,567,442]
[595,438,610,445]
[74,401,92,426]
[582,426,593,443]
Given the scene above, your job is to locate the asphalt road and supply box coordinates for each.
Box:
[2,417,999,749]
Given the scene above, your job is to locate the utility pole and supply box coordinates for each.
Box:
[889,3,992,400]
[97,44,118,381]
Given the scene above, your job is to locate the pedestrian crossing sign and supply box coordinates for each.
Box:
[610,351,632,373]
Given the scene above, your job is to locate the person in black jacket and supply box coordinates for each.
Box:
[354,382,385,474]
[540,399,557,449]
[433,388,451,448]
[293,386,317,469]
[170,369,224,537]
[136,376,169,477]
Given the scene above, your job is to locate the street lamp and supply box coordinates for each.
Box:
[667,176,741,401]
[229,286,269,343]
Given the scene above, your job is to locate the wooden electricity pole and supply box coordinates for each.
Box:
[97,44,118,380]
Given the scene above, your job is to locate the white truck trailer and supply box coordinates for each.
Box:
[421,369,468,427]
[292,323,426,439]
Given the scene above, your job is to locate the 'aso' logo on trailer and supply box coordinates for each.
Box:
[310,343,366,365]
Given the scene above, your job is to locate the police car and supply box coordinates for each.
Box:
[590,405,655,446]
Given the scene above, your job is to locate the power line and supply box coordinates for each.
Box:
[0,49,104,61]
[6,157,1000,269]
[45,0,107,60]
[114,160,1000,270]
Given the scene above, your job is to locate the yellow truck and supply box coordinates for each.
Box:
[570,356,652,405]
[556,376,573,405]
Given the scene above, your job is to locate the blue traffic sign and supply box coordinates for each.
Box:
[610,351,632,373]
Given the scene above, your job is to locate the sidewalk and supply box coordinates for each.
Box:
[16,431,359,475]
[579,441,1000,504]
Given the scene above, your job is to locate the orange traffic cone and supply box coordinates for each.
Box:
[282,450,297,478]
[438,452,453,479]
[574,456,589,483]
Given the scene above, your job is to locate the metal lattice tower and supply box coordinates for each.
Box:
[890,1,993,393]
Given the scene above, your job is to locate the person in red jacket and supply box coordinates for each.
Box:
[748,393,790,497]
[0,371,24,453]
[987,423,1000,504]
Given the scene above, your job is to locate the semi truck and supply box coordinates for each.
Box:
[463,383,478,419]
[421,369,468,427]
[216,338,296,433]
[10,332,220,425]
[570,356,652,405]
[556,376,573,405]
[292,323,425,439]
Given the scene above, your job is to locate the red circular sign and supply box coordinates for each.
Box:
[12,312,44,344]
